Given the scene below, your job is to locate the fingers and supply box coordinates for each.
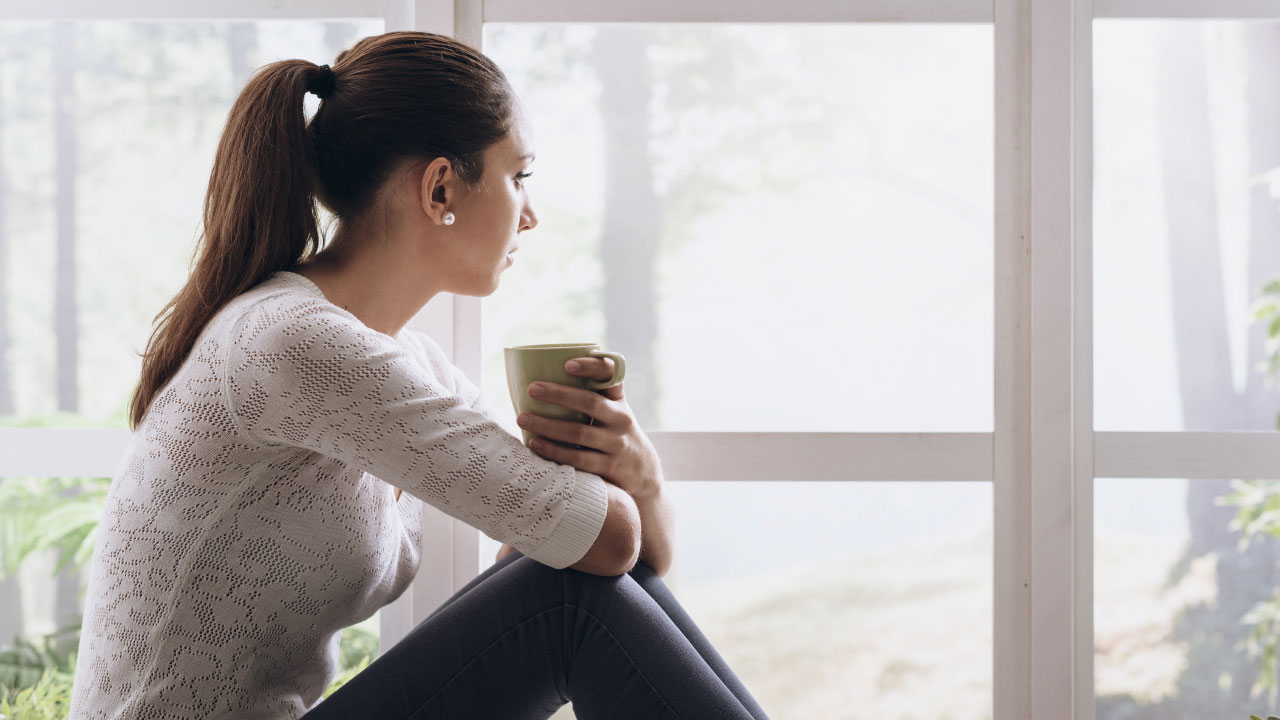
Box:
[527,380,630,427]
[527,435,611,477]
[517,411,622,453]
[565,356,616,383]
[565,356,626,401]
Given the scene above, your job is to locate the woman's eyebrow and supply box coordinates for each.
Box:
[518,152,535,161]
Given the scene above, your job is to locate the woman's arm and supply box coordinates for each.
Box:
[223,301,609,571]
[497,481,672,578]
[632,483,674,578]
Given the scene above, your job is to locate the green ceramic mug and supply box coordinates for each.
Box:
[503,343,627,449]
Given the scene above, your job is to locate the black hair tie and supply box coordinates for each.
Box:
[307,64,335,99]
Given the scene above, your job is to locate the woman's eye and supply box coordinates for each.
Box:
[515,171,533,186]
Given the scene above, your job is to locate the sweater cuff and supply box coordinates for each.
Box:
[529,468,609,569]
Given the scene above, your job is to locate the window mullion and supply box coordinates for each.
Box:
[482,0,993,24]
[1097,0,1280,19]
[0,0,386,21]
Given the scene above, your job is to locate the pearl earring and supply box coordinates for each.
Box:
[443,212,456,226]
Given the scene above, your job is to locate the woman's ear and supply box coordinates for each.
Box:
[418,157,455,225]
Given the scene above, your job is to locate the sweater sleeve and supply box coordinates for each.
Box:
[404,330,617,543]
[220,297,609,570]
[403,329,516,433]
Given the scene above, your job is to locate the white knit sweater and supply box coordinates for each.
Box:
[68,271,610,720]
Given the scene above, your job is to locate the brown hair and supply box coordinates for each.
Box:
[127,31,515,430]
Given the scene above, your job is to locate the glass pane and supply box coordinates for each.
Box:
[0,19,383,430]
[0,477,99,654]
[1094,20,1280,431]
[479,24,994,432]
[492,480,993,719]
[1095,477,1280,717]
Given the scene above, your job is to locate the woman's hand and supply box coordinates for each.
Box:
[517,357,664,500]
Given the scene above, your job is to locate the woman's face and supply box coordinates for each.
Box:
[447,102,538,296]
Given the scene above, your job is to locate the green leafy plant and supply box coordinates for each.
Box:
[336,624,378,672]
[0,627,79,695]
[0,653,75,720]
[1221,480,1280,705]
[0,476,110,583]
[323,623,379,698]
[1218,276,1280,711]
[323,653,373,699]
[1249,277,1280,409]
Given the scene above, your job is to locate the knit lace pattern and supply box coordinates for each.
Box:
[67,271,608,719]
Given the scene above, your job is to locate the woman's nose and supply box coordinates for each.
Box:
[520,204,538,233]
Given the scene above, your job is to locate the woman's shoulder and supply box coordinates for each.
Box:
[399,327,445,360]
[213,271,327,330]
[223,272,383,347]
[398,329,467,395]
[219,274,465,393]
[232,272,445,354]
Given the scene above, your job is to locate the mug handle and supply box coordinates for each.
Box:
[584,350,626,391]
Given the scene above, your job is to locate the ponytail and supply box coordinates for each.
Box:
[128,32,514,431]
[127,60,327,430]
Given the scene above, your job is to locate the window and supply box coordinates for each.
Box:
[1094,477,1280,713]
[479,23,994,434]
[1095,19,1280,433]
[477,22,995,714]
[3,2,1278,718]
[1093,18,1280,716]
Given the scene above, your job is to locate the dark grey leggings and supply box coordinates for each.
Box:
[301,550,769,720]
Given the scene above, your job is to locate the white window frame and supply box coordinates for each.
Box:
[2,0,1274,716]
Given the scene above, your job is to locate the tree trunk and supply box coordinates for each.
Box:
[0,30,12,420]
[54,23,78,417]
[51,21,84,634]
[1243,24,1280,424]
[228,21,258,91]
[1122,22,1280,716]
[323,22,357,63]
[0,24,26,652]
[590,27,661,428]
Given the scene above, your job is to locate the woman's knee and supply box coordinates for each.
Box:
[628,558,657,578]
[560,563,658,614]
[507,554,652,611]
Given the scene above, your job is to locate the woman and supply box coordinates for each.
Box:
[68,31,769,720]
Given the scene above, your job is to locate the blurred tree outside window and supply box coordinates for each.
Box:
[1093,19,1280,718]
